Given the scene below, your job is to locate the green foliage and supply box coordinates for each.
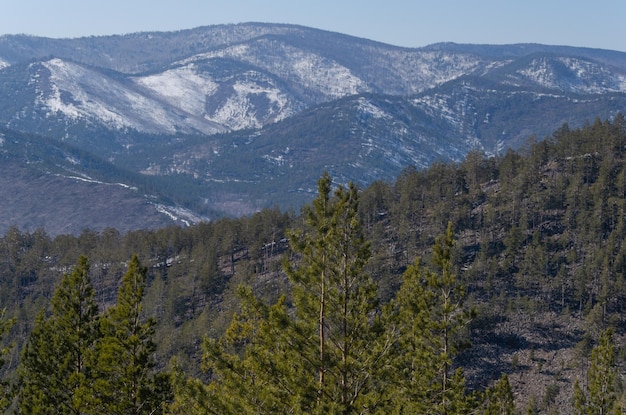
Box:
[574,329,622,415]
[17,255,171,414]
[283,172,391,412]
[89,254,172,414]
[166,364,213,415]
[2,116,626,412]
[196,173,393,414]
[181,187,487,414]
[0,310,16,412]
[18,255,100,414]
[391,222,476,414]
[482,374,516,415]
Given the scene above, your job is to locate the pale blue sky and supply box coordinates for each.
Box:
[1,0,625,52]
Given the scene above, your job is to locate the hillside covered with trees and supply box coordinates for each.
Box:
[0,115,625,413]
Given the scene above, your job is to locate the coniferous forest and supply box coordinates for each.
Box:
[0,115,625,413]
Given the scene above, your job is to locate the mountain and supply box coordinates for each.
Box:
[0,128,206,235]
[0,22,625,234]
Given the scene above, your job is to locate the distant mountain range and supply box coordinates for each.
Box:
[1,22,625,234]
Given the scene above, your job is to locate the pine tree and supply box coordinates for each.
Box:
[197,173,393,414]
[89,254,171,414]
[199,286,303,414]
[284,172,391,413]
[0,309,15,412]
[390,257,438,414]
[18,255,100,415]
[391,222,475,414]
[167,364,213,415]
[483,374,516,415]
[574,328,621,415]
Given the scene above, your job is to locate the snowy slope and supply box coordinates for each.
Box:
[34,58,227,135]
[133,60,300,130]
[483,55,626,94]
[1,25,625,145]
[513,56,626,93]
[180,40,368,101]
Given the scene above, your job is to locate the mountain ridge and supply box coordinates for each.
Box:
[0,23,625,234]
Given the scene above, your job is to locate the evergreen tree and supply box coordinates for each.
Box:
[482,374,516,415]
[88,254,171,414]
[285,173,392,413]
[0,309,15,412]
[574,328,621,415]
[167,365,213,415]
[18,255,99,415]
[391,222,475,414]
[198,173,393,414]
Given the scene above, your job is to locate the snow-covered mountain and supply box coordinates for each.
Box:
[1,23,625,142]
[0,23,625,233]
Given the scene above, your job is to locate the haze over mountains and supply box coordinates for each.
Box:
[1,22,626,235]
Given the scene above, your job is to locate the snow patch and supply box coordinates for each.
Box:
[56,172,138,191]
[65,155,80,165]
[133,65,218,115]
[36,58,225,135]
[153,204,208,227]
[211,78,293,129]
[356,97,390,119]
[182,41,366,99]
[516,57,626,93]
[134,61,295,130]
[290,52,364,98]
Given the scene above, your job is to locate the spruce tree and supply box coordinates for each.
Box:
[89,254,171,414]
[18,255,99,415]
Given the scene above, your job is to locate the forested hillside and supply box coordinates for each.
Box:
[0,115,625,413]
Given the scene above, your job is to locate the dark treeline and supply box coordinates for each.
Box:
[0,115,624,412]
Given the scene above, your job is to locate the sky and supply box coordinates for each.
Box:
[1,0,625,52]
